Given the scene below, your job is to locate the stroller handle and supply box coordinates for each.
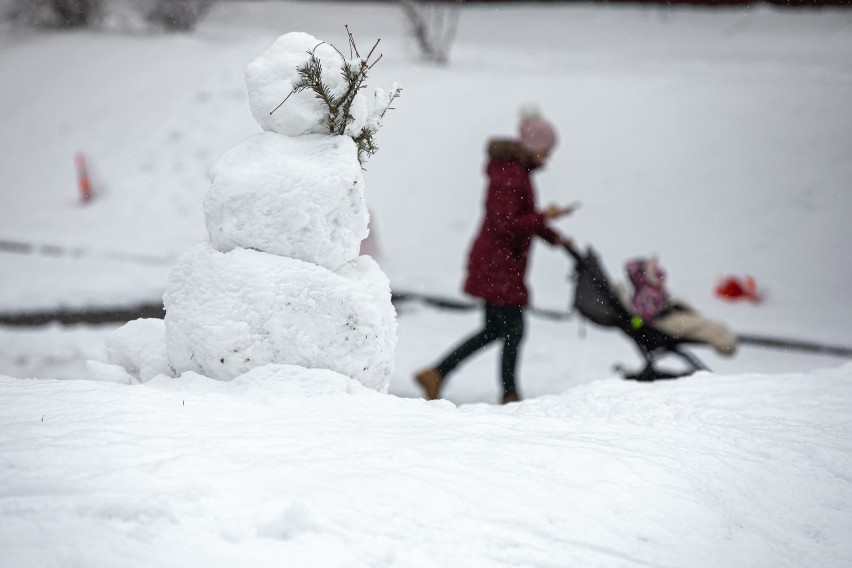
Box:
[562,242,582,262]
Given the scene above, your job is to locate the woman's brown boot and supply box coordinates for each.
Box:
[415,369,443,400]
[501,391,520,404]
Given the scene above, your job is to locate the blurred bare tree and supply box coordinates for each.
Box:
[147,0,211,31]
[52,0,98,26]
[6,0,213,31]
[400,0,461,65]
[8,0,101,27]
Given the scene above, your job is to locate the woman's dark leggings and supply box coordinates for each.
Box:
[435,303,525,395]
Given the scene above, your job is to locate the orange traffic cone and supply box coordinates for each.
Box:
[75,152,92,202]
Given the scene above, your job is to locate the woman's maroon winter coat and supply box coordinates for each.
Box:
[464,140,560,307]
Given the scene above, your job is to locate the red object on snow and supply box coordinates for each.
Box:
[75,152,92,202]
[715,275,760,302]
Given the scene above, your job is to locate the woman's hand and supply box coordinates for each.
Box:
[543,203,577,220]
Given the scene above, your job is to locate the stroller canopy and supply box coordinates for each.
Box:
[571,246,634,329]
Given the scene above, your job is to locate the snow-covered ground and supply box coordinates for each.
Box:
[1,2,851,566]
[3,366,852,567]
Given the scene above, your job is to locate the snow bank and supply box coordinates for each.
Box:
[167,364,366,399]
[1,366,850,567]
[163,242,396,391]
[204,132,368,270]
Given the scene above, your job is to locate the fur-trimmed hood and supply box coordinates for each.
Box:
[487,138,534,169]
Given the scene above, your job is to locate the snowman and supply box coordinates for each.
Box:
[104,31,400,392]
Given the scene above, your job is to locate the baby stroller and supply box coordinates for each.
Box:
[564,244,708,381]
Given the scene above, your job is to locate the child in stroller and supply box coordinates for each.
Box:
[566,244,737,380]
[621,256,737,357]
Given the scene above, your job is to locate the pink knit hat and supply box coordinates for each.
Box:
[518,106,557,154]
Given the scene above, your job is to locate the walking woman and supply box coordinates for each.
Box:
[415,108,575,404]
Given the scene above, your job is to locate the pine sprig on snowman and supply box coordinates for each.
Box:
[269,29,401,164]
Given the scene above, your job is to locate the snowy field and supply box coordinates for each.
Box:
[1,1,852,566]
